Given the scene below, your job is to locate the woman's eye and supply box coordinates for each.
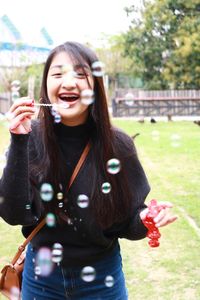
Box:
[74,72,86,78]
[53,73,62,77]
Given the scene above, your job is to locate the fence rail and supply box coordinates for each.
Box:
[112,89,200,117]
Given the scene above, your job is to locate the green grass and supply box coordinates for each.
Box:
[0,119,200,300]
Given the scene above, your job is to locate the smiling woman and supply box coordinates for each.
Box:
[46,51,94,126]
[0,41,177,300]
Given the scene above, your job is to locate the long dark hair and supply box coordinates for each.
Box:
[31,41,134,229]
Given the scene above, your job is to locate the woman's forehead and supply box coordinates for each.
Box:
[50,51,90,68]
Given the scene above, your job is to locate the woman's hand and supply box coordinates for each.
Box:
[6,97,35,134]
[140,201,178,228]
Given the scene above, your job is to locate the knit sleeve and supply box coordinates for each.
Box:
[0,132,42,225]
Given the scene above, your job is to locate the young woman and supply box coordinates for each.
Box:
[0,41,177,299]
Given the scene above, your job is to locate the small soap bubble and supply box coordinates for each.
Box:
[60,103,70,109]
[11,80,21,91]
[46,213,56,227]
[57,192,63,200]
[11,91,20,102]
[81,89,94,105]
[10,286,20,300]
[77,194,89,208]
[125,93,134,106]
[107,158,121,174]
[67,218,73,225]
[61,64,73,74]
[51,106,57,116]
[35,247,54,277]
[170,133,181,147]
[40,183,54,202]
[81,266,96,282]
[25,204,31,210]
[34,265,41,276]
[52,243,63,263]
[104,275,115,287]
[101,182,111,194]
[58,202,64,208]
[54,113,61,123]
[91,61,104,77]
[151,130,160,141]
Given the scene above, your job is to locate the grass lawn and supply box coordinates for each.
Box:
[0,119,200,300]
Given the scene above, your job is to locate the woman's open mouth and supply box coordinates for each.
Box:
[58,93,80,107]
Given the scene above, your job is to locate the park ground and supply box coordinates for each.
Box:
[0,118,200,300]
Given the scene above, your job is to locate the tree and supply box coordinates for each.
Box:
[123,0,200,89]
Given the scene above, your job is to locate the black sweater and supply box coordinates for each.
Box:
[0,120,150,267]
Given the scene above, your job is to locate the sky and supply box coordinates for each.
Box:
[0,0,142,48]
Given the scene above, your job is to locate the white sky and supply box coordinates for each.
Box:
[0,0,142,48]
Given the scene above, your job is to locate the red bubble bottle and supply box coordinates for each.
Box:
[142,199,163,247]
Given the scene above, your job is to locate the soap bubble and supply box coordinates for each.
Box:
[151,130,160,141]
[77,194,89,208]
[56,192,63,200]
[35,247,54,276]
[10,286,20,300]
[40,183,54,202]
[106,158,121,174]
[104,275,115,287]
[170,133,181,147]
[101,182,111,194]
[125,93,134,106]
[54,113,61,123]
[46,213,56,227]
[52,243,63,263]
[81,89,94,105]
[58,202,64,208]
[81,266,96,282]
[91,61,104,77]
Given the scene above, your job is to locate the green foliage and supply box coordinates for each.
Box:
[95,35,137,95]
[123,0,200,89]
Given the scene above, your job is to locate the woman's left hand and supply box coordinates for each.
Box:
[140,201,178,228]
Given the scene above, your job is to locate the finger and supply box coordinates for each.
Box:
[10,97,33,113]
[156,215,178,228]
[140,208,148,220]
[22,116,33,132]
[9,112,35,130]
[156,201,173,209]
[154,208,170,223]
[13,105,35,117]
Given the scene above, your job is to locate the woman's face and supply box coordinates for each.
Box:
[47,51,94,126]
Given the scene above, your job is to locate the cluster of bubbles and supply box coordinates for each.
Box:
[80,266,115,287]
[37,156,120,287]
[34,243,63,277]
[151,130,182,147]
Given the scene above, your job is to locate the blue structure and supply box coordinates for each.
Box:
[0,14,53,67]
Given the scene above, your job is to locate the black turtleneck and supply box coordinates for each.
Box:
[54,120,92,186]
[0,118,150,267]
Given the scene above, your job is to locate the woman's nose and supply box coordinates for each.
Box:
[61,72,77,89]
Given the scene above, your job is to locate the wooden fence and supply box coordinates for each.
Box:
[0,92,10,114]
[112,89,200,117]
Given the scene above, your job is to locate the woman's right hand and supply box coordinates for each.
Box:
[6,98,35,134]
